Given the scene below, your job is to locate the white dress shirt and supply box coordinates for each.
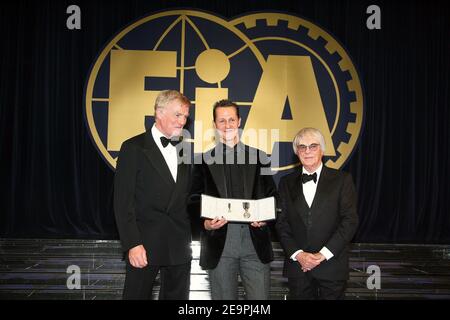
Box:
[151,125,178,182]
[302,163,323,207]
[290,163,334,261]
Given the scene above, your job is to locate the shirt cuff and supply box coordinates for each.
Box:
[290,249,303,261]
[320,247,334,260]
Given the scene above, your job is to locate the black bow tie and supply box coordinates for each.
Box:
[301,172,317,184]
[160,136,182,147]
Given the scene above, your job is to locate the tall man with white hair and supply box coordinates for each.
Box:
[114,90,192,299]
[275,127,358,299]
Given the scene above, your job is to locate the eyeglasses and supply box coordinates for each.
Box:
[297,143,320,152]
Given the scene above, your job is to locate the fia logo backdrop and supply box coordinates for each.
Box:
[84,10,364,173]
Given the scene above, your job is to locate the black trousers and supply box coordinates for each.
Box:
[123,261,191,300]
[288,273,347,300]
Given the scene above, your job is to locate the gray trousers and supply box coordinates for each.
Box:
[209,224,271,300]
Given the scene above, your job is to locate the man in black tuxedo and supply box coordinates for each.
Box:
[275,127,358,300]
[114,90,192,300]
[191,99,277,300]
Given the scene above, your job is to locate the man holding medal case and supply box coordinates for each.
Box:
[191,99,278,300]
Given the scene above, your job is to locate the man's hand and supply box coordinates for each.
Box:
[250,221,267,228]
[128,244,148,268]
[295,251,322,272]
[313,252,326,263]
[204,217,228,230]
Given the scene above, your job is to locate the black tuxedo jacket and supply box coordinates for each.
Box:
[191,144,278,270]
[275,166,358,280]
[114,130,192,266]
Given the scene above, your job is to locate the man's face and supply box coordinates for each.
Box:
[156,99,190,138]
[296,134,323,172]
[214,107,241,145]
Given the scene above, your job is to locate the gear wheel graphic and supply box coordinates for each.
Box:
[231,13,364,169]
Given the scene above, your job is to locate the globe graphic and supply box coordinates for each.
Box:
[85,10,267,168]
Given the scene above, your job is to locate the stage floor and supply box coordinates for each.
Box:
[1,239,449,300]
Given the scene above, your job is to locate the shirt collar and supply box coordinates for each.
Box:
[302,162,323,180]
[217,142,245,154]
[152,124,172,148]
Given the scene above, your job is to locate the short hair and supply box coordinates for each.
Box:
[292,127,326,153]
[154,90,190,114]
[212,99,240,121]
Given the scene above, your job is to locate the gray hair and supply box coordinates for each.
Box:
[154,90,190,114]
[292,127,326,153]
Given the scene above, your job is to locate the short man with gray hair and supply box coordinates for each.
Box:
[114,90,192,299]
[275,127,358,299]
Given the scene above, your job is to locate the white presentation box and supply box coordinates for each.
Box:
[201,194,276,222]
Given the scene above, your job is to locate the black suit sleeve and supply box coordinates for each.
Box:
[325,172,359,257]
[275,178,301,257]
[114,141,142,252]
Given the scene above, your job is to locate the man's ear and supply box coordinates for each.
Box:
[238,117,241,128]
[155,108,163,120]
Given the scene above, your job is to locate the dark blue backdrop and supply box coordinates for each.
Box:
[0,0,449,243]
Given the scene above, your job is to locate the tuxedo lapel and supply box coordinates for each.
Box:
[142,131,175,188]
[207,164,227,198]
[287,171,310,218]
[166,160,189,212]
[310,166,331,214]
[204,147,228,198]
